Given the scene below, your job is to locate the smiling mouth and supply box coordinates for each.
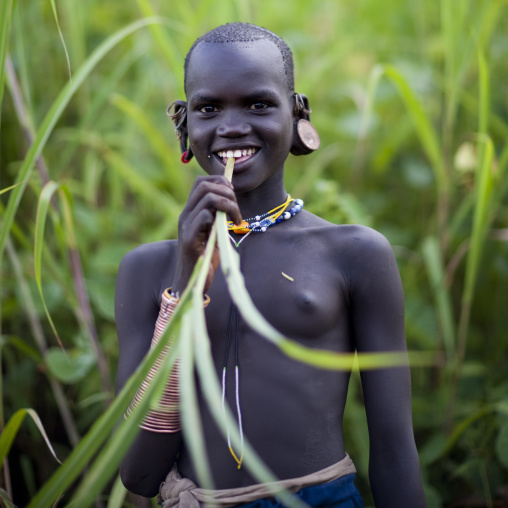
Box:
[216,148,258,164]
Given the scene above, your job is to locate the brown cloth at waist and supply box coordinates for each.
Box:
[158,454,357,508]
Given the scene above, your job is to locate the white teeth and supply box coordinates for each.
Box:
[217,148,257,159]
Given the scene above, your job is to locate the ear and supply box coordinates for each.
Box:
[167,100,190,154]
[290,93,320,156]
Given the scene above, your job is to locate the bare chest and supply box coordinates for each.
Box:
[207,229,350,347]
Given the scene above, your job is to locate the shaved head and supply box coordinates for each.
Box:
[184,23,294,94]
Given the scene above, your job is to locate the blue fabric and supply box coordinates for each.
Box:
[237,474,363,508]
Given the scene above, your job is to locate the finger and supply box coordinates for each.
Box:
[180,187,241,229]
[179,208,216,253]
[184,176,236,212]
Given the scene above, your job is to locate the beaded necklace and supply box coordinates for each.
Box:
[227,196,304,248]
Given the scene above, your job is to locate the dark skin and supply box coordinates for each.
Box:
[115,39,426,506]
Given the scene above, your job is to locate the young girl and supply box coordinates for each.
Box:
[115,23,426,507]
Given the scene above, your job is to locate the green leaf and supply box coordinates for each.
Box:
[1,336,42,363]
[496,422,508,469]
[419,432,448,466]
[46,347,95,384]
[0,408,60,466]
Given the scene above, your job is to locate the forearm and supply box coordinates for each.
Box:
[120,430,181,498]
[119,289,184,497]
[369,440,426,507]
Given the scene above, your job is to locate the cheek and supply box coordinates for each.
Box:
[263,115,293,149]
[187,116,209,147]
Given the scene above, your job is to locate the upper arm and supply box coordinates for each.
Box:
[346,227,413,446]
[115,242,176,393]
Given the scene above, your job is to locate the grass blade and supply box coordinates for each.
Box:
[462,135,494,312]
[110,93,189,199]
[0,183,21,196]
[0,408,60,466]
[106,475,128,508]
[0,0,15,119]
[135,0,184,74]
[0,489,15,508]
[421,236,455,360]
[192,310,310,508]
[49,0,72,81]
[27,298,186,508]
[180,310,213,488]
[0,16,165,263]
[461,47,493,312]
[382,65,447,194]
[68,328,183,507]
[216,198,418,370]
[34,181,64,349]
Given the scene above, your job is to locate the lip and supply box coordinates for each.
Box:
[213,146,260,169]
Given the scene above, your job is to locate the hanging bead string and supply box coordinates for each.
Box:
[227,196,304,234]
[222,304,244,468]
[228,230,253,249]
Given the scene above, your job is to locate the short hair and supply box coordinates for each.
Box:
[184,23,294,93]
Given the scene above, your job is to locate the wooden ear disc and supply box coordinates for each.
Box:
[296,119,320,151]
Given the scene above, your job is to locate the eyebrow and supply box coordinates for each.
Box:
[189,94,217,106]
[189,89,283,106]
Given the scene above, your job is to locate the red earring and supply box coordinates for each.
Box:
[181,151,191,164]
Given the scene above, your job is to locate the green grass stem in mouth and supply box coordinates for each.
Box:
[225,156,235,182]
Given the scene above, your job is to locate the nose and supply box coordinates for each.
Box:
[216,110,251,138]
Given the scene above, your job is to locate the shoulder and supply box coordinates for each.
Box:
[119,240,178,272]
[299,211,393,259]
[116,240,178,303]
[336,224,393,258]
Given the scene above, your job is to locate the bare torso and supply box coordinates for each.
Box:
[117,210,387,489]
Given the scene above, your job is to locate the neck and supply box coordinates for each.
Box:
[234,171,288,219]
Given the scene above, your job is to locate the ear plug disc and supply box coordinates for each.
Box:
[297,119,320,151]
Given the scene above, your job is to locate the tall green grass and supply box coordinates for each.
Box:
[1,0,508,506]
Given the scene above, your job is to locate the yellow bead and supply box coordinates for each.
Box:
[229,220,251,234]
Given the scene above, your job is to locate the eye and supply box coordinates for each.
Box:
[248,102,269,110]
[199,105,219,113]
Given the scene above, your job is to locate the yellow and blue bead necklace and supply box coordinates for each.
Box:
[227,196,304,247]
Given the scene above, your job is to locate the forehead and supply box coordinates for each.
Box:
[186,40,288,99]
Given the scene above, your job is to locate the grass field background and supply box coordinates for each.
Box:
[1,0,508,506]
